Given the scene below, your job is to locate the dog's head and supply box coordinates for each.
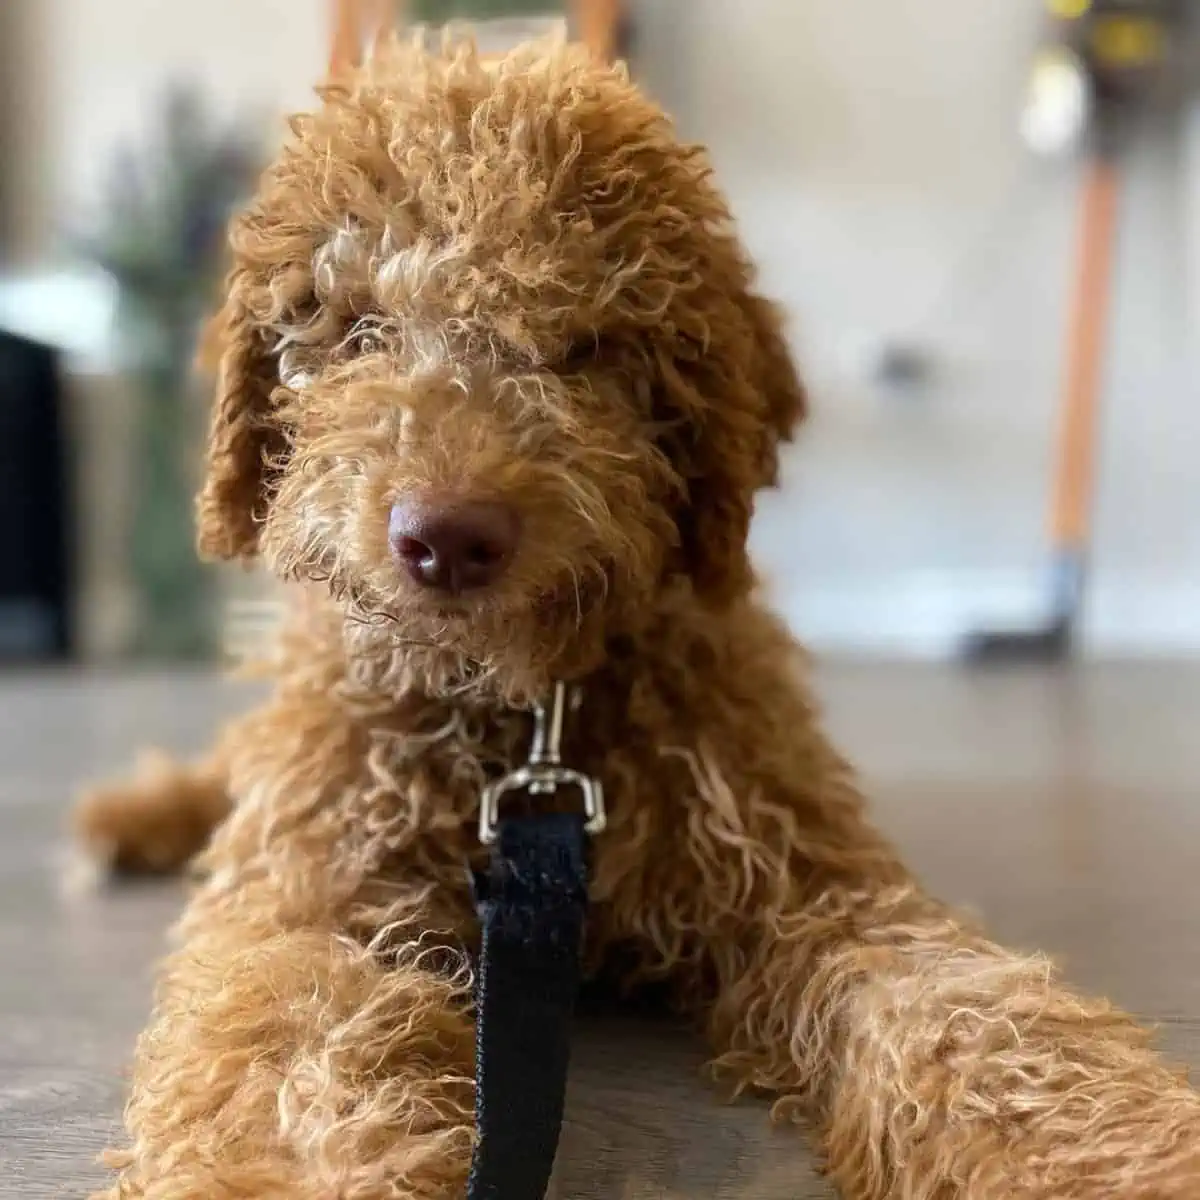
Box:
[199,35,805,702]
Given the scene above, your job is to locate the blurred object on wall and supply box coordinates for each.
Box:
[0,331,71,662]
[1021,0,1197,159]
[409,0,560,17]
[412,0,630,58]
[79,85,263,662]
[327,0,629,76]
[415,6,571,56]
[1021,44,1094,157]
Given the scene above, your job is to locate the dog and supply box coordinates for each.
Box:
[75,33,1200,1199]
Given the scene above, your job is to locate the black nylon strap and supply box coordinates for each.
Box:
[467,812,588,1200]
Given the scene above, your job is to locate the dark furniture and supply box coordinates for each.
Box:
[0,328,71,660]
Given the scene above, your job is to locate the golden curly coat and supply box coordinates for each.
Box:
[75,33,1200,1200]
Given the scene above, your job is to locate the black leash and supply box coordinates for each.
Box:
[468,813,587,1200]
[467,683,605,1200]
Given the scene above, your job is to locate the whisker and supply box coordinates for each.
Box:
[569,566,584,630]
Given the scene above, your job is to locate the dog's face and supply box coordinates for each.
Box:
[199,37,805,703]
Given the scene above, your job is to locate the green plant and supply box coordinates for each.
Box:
[410,0,560,22]
[81,86,263,660]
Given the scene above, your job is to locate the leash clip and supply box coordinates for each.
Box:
[479,681,606,844]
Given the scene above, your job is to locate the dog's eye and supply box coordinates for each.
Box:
[355,331,384,356]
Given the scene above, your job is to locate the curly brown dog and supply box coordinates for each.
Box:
[75,34,1200,1200]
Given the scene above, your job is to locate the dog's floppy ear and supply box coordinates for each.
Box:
[742,291,808,486]
[666,285,807,607]
[195,276,281,562]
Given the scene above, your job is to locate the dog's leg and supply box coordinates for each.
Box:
[97,880,476,1200]
[94,674,485,1199]
[73,749,230,875]
[706,875,1200,1198]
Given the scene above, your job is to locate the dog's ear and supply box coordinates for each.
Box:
[742,291,808,486]
[664,285,807,607]
[195,277,281,562]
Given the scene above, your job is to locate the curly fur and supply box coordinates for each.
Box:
[75,32,1200,1199]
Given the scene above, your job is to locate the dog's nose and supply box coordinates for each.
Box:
[389,496,519,593]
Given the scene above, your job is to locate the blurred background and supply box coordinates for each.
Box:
[0,0,1197,668]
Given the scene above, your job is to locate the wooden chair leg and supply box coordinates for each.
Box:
[1048,154,1120,568]
[328,0,398,78]
[571,0,623,61]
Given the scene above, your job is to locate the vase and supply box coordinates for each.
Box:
[121,298,215,661]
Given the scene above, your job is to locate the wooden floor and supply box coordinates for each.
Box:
[3,663,1200,1198]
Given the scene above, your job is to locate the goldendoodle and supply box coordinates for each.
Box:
[76,33,1200,1200]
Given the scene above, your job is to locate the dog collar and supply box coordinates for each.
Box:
[477,681,606,844]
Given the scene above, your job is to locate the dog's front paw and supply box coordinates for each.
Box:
[72,750,227,877]
[1016,1120,1200,1200]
